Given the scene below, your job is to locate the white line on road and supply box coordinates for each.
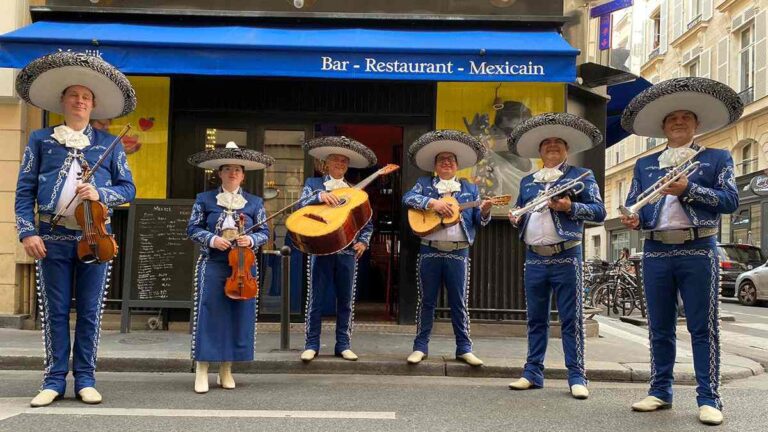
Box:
[732,323,768,332]
[724,309,768,320]
[720,328,768,351]
[29,407,397,419]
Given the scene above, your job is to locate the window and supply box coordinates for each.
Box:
[738,142,758,175]
[687,59,699,77]
[688,0,702,26]
[611,231,630,262]
[591,235,602,260]
[651,10,661,50]
[739,26,755,93]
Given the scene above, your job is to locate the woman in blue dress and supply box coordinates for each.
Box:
[187,141,274,393]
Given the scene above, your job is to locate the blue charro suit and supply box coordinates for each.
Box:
[402,176,491,356]
[15,124,135,394]
[515,164,605,388]
[625,144,738,410]
[187,188,269,362]
[187,188,270,362]
[298,175,373,354]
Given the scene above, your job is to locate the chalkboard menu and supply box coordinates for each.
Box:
[120,199,196,332]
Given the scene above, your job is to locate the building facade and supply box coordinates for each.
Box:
[0,1,608,327]
[587,0,768,261]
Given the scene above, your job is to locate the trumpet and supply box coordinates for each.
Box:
[618,147,704,218]
[510,171,589,219]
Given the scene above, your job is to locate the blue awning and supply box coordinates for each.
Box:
[0,21,579,82]
[605,77,653,147]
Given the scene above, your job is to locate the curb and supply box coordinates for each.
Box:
[0,355,761,384]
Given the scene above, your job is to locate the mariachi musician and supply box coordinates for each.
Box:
[15,52,137,407]
[296,136,376,362]
[402,130,492,367]
[507,113,606,399]
[186,141,273,393]
[620,77,741,425]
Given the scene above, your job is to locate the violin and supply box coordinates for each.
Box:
[75,159,118,264]
[224,214,259,301]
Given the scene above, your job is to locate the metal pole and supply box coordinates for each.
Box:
[280,245,291,351]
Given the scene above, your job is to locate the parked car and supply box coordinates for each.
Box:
[735,262,768,306]
[718,243,765,298]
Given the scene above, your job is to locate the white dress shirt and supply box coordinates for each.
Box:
[655,141,695,231]
[524,182,565,246]
[54,126,89,217]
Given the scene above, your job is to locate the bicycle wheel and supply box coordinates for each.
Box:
[590,282,613,316]
[613,283,636,316]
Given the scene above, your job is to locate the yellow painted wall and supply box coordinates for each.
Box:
[49,76,170,199]
[435,82,565,214]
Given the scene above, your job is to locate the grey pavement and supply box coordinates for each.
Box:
[2,371,768,432]
[0,312,763,383]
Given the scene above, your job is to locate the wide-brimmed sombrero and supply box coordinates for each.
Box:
[304,136,377,169]
[188,142,274,171]
[408,130,487,171]
[509,113,603,159]
[15,51,136,120]
[621,77,743,138]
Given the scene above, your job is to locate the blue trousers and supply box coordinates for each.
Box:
[413,245,472,356]
[642,236,721,409]
[304,250,358,354]
[522,246,586,387]
[36,227,111,394]
[191,252,258,362]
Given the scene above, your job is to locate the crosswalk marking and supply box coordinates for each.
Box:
[596,317,693,358]
[731,323,768,332]
[720,328,768,351]
[28,407,397,420]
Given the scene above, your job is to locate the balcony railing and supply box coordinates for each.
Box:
[737,157,758,176]
[738,87,754,105]
[647,47,660,62]
[687,14,703,29]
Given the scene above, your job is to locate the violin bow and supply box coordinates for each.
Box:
[50,124,132,230]
[240,195,306,236]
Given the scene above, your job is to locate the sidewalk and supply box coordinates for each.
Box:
[0,324,763,384]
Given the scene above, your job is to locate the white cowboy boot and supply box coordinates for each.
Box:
[631,396,671,412]
[194,361,209,394]
[30,389,60,407]
[300,349,317,362]
[508,377,534,390]
[570,384,589,399]
[217,362,236,389]
[77,387,102,404]
[406,351,426,364]
[456,352,484,367]
[699,406,723,425]
[338,350,358,361]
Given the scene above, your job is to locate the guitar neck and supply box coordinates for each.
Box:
[355,171,384,190]
[457,200,482,210]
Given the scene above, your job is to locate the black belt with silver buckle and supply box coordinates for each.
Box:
[643,227,718,245]
[420,240,470,252]
[528,240,582,257]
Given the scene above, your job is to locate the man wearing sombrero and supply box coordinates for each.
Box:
[14,52,137,407]
[620,77,741,425]
[402,130,493,367]
[187,141,273,393]
[506,113,605,399]
[297,136,376,362]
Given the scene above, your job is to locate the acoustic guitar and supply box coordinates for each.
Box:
[408,194,512,237]
[286,164,400,255]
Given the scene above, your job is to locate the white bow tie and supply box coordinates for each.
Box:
[658,146,697,169]
[533,167,563,183]
[324,177,348,191]
[51,125,90,150]
[435,178,462,195]
[216,190,246,210]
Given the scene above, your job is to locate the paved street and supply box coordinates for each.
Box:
[1,371,767,432]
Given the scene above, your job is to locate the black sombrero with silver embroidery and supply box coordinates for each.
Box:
[509,112,603,159]
[621,77,743,138]
[188,141,274,171]
[408,130,487,171]
[304,136,377,169]
[15,51,136,120]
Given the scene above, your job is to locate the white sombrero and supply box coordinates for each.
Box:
[408,130,487,171]
[15,51,136,120]
[188,142,274,171]
[509,113,603,159]
[621,77,744,138]
[304,136,377,169]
